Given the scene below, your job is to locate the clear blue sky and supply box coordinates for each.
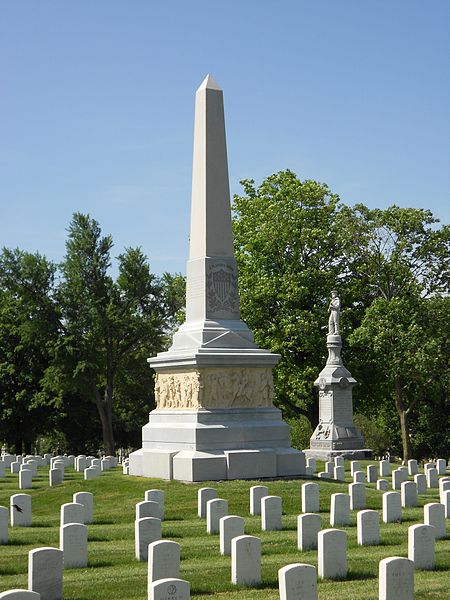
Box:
[1,1,449,275]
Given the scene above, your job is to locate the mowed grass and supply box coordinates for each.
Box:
[0,461,449,600]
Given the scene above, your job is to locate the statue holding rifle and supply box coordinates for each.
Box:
[328,290,341,335]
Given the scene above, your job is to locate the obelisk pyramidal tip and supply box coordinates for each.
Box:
[197,73,221,91]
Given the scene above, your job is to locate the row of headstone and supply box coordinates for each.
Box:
[277,555,416,600]
[135,490,165,561]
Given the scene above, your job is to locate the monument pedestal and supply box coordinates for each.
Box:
[130,74,305,481]
[304,333,372,461]
[129,406,304,481]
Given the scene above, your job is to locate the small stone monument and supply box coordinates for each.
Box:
[305,292,371,461]
[129,74,304,481]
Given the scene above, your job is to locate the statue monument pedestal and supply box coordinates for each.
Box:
[304,333,372,462]
[129,75,305,481]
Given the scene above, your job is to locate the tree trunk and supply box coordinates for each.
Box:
[94,388,115,455]
[394,377,412,460]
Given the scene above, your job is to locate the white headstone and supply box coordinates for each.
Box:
[367,465,378,483]
[0,591,40,600]
[136,500,160,521]
[206,498,228,534]
[301,483,319,513]
[297,513,321,551]
[435,458,446,475]
[350,461,361,476]
[28,547,63,600]
[49,469,63,487]
[392,469,407,490]
[424,502,445,539]
[147,540,180,585]
[219,515,245,555]
[401,481,418,507]
[249,486,268,516]
[439,477,450,502]
[377,479,390,491]
[75,457,87,472]
[318,472,327,479]
[414,473,427,495]
[60,523,87,568]
[325,461,334,476]
[231,535,261,585]
[100,458,110,471]
[379,556,414,600]
[198,488,217,518]
[306,457,316,472]
[379,460,391,477]
[145,490,165,520]
[261,495,282,531]
[91,458,101,469]
[0,505,8,543]
[407,460,418,475]
[11,462,20,474]
[84,466,100,480]
[408,524,435,570]
[278,563,317,600]
[334,456,344,467]
[353,471,366,484]
[423,462,434,474]
[382,492,401,523]
[135,517,161,561]
[357,509,380,545]
[318,529,347,580]
[148,578,190,600]
[19,470,32,490]
[426,468,438,489]
[334,465,345,481]
[442,490,450,518]
[10,494,31,527]
[73,492,93,524]
[60,502,84,526]
[330,493,350,526]
[349,482,366,510]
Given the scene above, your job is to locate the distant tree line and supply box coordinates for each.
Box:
[0,213,185,456]
[0,171,448,460]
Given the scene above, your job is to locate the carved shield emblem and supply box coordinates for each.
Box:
[212,269,233,304]
[206,262,239,313]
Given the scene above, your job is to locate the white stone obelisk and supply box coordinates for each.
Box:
[129,75,305,481]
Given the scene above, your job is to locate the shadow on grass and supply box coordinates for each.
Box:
[31,522,53,528]
[88,535,109,542]
[162,530,183,538]
[88,560,115,568]
[5,538,34,546]
[0,566,23,575]
[347,570,377,581]
[165,516,184,521]
[93,519,114,525]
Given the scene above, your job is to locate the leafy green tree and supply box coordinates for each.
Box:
[350,296,449,460]
[232,170,346,427]
[340,205,450,459]
[47,213,165,454]
[0,249,59,453]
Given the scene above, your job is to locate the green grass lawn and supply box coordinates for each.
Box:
[0,461,448,599]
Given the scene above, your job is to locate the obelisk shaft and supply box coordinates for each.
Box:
[185,75,240,323]
[189,74,234,259]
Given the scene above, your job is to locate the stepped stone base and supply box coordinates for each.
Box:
[303,448,373,462]
[129,408,305,481]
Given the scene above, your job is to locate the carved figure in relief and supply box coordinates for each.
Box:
[328,290,341,335]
